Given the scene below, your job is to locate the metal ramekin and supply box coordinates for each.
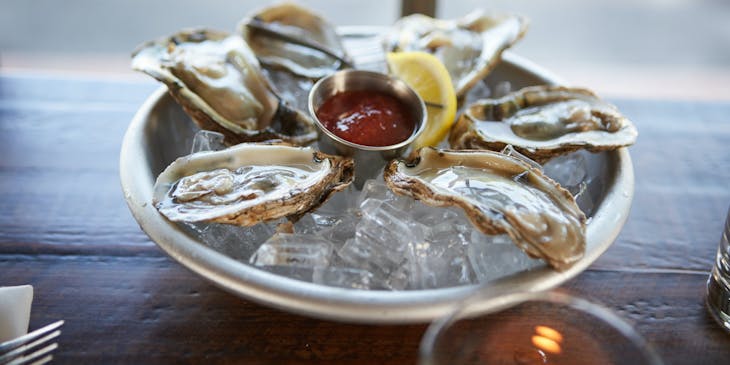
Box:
[308,69,426,186]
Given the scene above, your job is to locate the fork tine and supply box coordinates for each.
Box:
[25,355,52,365]
[0,321,64,353]
[4,343,58,365]
[0,331,61,364]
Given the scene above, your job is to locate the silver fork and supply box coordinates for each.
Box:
[0,321,63,365]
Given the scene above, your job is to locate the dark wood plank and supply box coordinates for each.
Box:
[3,255,729,364]
[1,255,427,364]
[594,100,730,272]
[0,75,157,253]
[565,271,730,365]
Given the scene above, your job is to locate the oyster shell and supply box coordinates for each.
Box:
[131,29,318,146]
[238,3,351,79]
[383,10,528,97]
[384,147,586,270]
[449,86,639,162]
[153,143,354,226]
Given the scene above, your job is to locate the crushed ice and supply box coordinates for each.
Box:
[179,129,595,290]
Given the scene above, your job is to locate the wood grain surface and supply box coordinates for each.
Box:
[1,74,729,364]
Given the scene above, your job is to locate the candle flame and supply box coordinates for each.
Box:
[531,335,562,354]
[535,325,564,343]
[531,325,563,354]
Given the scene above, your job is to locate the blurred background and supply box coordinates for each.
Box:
[1,0,728,100]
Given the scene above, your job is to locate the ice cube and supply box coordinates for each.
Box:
[407,215,476,289]
[338,199,429,289]
[186,222,274,261]
[575,188,595,217]
[384,263,410,291]
[313,267,374,289]
[408,240,475,289]
[542,152,588,193]
[339,232,402,273]
[542,150,599,216]
[250,233,333,267]
[190,130,226,154]
[356,178,413,211]
[467,232,544,283]
[309,213,342,228]
[318,213,360,250]
[463,79,492,105]
[501,145,542,170]
[338,223,404,276]
[294,211,354,236]
[493,81,512,98]
[356,179,392,206]
[409,201,462,228]
[262,68,313,111]
[360,199,420,227]
[428,220,471,245]
[256,265,314,282]
[293,214,322,235]
[360,200,428,244]
[315,184,359,217]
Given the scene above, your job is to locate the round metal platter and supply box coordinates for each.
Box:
[120,27,634,324]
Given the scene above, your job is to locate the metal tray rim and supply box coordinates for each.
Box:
[120,47,634,324]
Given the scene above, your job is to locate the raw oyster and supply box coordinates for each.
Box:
[383,10,528,97]
[153,143,354,226]
[131,29,318,145]
[384,147,586,270]
[449,85,638,162]
[238,3,351,79]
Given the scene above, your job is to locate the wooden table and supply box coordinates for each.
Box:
[1,73,729,364]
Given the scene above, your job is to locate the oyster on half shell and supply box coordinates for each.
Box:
[383,9,528,97]
[153,143,354,226]
[131,29,318,146]
[239,3,351,79]
[450,86,638,162]
[384,147,586,270]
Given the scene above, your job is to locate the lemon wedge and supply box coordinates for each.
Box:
[386,51,457,149]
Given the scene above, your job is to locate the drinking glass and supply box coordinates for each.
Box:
[419,289,663,365]
[706,206,730,332]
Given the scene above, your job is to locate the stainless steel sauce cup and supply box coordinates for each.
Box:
[308,69,426,187]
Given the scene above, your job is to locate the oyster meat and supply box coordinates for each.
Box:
[239,3,351,79]
[153,143,354,226]
[383,9,528,97]
[131,29,318,145]
[384,147,586,270]
[450,85,639,162]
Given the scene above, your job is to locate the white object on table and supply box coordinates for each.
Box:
[0,285,33,343]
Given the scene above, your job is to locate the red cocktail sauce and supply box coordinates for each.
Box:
[316,90,416,147]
